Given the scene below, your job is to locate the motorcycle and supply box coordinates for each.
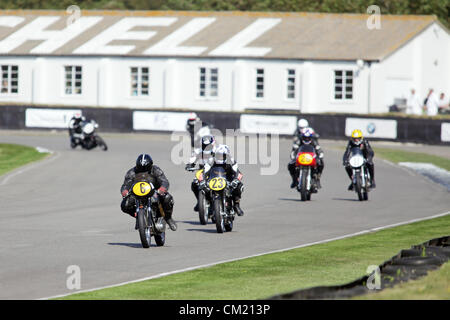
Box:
[295,144,319,201]
[348,147,371,201]
[199,166,235,233]
[70,120,108,151]
[129,173,167,248]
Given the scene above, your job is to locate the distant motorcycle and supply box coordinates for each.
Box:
[199,166,235,233]
[348,147,371,201]
[128,173,167,248]
[295,144,319,201]
[70,120,108,151]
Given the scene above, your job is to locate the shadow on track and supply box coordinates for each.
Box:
[107,242,157,248]
[185,228,218,234]
[332,197,360,202]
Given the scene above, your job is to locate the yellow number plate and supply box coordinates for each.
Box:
[195,169,204,180]
[298,153,313,165]
[132,182,152,196]
[209,177,226,191]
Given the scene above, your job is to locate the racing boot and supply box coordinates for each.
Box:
[233,200,244,217]
[371,179,376,189]
[164,209,178,231]
[348,183,354,191]
[194,203,199,212]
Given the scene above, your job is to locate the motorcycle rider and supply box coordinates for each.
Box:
[343,129,376,190]
[185,135,217,212]
[120,154,177,231]
[201,144,244,216]
[293,118,319,144]
[186,112,213,149]
[288,128,324,190]
[68,113,86,148]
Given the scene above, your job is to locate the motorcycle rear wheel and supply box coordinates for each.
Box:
[154,232,165,246]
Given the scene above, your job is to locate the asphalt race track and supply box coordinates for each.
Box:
[0,131,449,299]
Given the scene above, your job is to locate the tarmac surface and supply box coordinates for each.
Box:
[0,130,449,299]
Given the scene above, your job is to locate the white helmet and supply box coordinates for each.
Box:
[214,144,231,165]
[298,118,309,129]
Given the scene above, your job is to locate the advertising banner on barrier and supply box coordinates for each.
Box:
[345,118,398,139]
[25,108,81,128]
[240,114,297,134]
[133,111,190,131]
[441,123,450,142]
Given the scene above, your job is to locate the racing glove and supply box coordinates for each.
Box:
[121,190,129,198]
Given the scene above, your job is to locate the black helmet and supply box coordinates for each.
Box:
[201,135,215,152]
[136,154,153,173]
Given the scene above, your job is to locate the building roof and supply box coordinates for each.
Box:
[0,10,442,61]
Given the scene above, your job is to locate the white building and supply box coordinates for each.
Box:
[0,10,448,114]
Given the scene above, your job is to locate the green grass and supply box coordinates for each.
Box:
[355,262,450,300]
[0,143,49,176]
[373,147,450,171]
[60,215,450,300]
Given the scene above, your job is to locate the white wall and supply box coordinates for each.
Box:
[372,22,450,112]
[0,24,448,114]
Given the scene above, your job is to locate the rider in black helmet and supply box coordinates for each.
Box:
[120,154,177,231]
[185,135,217,211]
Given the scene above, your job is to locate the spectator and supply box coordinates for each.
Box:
[406,88,422,115]
[438,92,449,113]
[424,89,439,116]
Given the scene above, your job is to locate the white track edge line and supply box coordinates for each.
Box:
[41,210,450,300]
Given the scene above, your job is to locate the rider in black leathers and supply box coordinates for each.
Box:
[120,154,177,231]
[288,129,324,190]
[342,131,376,190]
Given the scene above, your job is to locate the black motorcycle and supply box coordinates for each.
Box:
[199,166,235,233]
[128,173,166,248]
[348,147,371,201]
[70,120,108,151]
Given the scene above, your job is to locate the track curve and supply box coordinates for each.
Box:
[0,131,449,299]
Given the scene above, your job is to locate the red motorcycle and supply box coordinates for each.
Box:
[295,144,319,201]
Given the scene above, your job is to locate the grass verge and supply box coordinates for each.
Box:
[373,147,450,171]
[0,143,49,176]
[60,214,450,300]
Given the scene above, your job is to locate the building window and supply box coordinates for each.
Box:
[1,65,18,94]
[131,67,149,96]
[199,67,218,98]
[287,69,296,99]
[256,68,264,98]
[334,70,353,100]
[65,66,82,95]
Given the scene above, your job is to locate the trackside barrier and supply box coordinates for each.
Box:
[0,105,448,144]
[268,236,450,300]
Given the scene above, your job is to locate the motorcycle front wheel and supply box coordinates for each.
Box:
[299,169,309,201]
[137,208,151,248]
[213,197,225,233]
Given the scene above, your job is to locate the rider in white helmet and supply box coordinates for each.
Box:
[202,144,244,216]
